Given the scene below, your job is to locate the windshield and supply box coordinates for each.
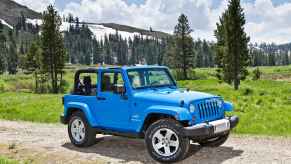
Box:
[127,68,176,89]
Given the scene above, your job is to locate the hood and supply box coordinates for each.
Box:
[133,88,219,106]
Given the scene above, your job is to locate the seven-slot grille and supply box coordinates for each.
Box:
[196,99,222,120]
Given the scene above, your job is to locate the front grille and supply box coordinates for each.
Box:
[196,99,223,121]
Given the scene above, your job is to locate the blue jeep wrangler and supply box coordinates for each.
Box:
[61,65,239,162]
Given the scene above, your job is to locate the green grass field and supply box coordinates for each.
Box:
[0,156,19,164]
[0,66,290,136]
[0,93,62,123]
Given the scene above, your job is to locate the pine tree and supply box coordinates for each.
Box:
[215,13,228,83]
[195,39,203,67]
[120,38,128,65]
[157,38,167,65]
[214,0,250,90]
[20,12,26,31]
[103,35,112,65]
[268,52,276,66]
[92,38,103,64]
[202,40,212,67]
[208,43,215,67]
[283,51,289,65]
[22,42,44,92]
[7,30,18,74]
[133,35,141,64]
[23,42,42,72]
[128,37,136,65]
[41,5,66,93]
[0,21,6,74]
[173,14,195,80]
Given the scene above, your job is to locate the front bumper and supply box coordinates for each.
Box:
[183,116,239,138]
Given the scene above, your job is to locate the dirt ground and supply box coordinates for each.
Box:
[0,120,291,164]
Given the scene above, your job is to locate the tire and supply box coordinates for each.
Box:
[145,119,190,163]
[198,132,229,147]
[68,111,96,147]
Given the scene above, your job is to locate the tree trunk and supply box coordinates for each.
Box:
[54,70,58,93]
[59,71,63,88]
[234,78,239,90]
[34,72,38,93]
[54,69,58,93]
[51,71,55,93]
[182,35,187,80]
[183,67,187,80]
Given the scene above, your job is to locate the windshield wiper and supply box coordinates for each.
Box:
[168,85,177,89]
[149,86,158,91]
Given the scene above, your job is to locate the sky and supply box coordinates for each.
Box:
[13,0,291,44]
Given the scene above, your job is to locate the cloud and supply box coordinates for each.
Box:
[243,0,291,44]
[13,0,291,44]
[13,0,55,12]
[61,0,217,39]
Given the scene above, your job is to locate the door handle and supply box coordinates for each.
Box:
[97,97,106,100]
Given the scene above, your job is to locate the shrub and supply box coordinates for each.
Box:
[259,91,266,96]
[171,69,184,80]
[215,68,223,83]
[0,80,5,92]
[252,67,262,80]
[187,70,197,80]
[59,80,70,93]
[242,87,253,96]
[256,99,263,105]
[172,69,191,80]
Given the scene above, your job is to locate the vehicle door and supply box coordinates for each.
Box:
[95,70,131,131]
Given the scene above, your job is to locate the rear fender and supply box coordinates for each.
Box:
[64,102,97,126]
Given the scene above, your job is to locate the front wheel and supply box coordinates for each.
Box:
[145,119,190,163]
[68,111,96,147]
[198,132,229,147]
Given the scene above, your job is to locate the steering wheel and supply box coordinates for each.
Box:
[77,82,85,94]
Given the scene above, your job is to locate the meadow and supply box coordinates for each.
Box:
[0,156,20,164]
[0,65,291,136]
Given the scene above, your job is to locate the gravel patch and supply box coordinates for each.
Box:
[0,120,291,164]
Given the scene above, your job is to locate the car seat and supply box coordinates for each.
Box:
[83,76,92,95]
[102,75,112,91]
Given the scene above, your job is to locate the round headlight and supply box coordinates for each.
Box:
[217,100,223,108]
[189,104,196,113]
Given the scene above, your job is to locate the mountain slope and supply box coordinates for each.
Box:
[0,0,41,26]
[0,0,170,39]
[99,23,170,38]
[0,19,13,29]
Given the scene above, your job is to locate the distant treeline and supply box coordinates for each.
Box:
[63,17,168,66]
[0,13,290,76]
[62,15,216,68]
[249,43,291,66]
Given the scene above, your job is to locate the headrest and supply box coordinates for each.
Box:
[83,76,91,84]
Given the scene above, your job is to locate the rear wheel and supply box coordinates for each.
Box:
[68,111,96,147]
[198,132,229,147]
[145,119,190,163]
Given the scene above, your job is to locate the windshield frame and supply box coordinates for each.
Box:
[126,68,177,90]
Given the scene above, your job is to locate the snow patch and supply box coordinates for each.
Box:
[87,24,148,41]
[60,21,74,31]
[0,19,13,29]
[26,18,42,26]
[24,19,153,41]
